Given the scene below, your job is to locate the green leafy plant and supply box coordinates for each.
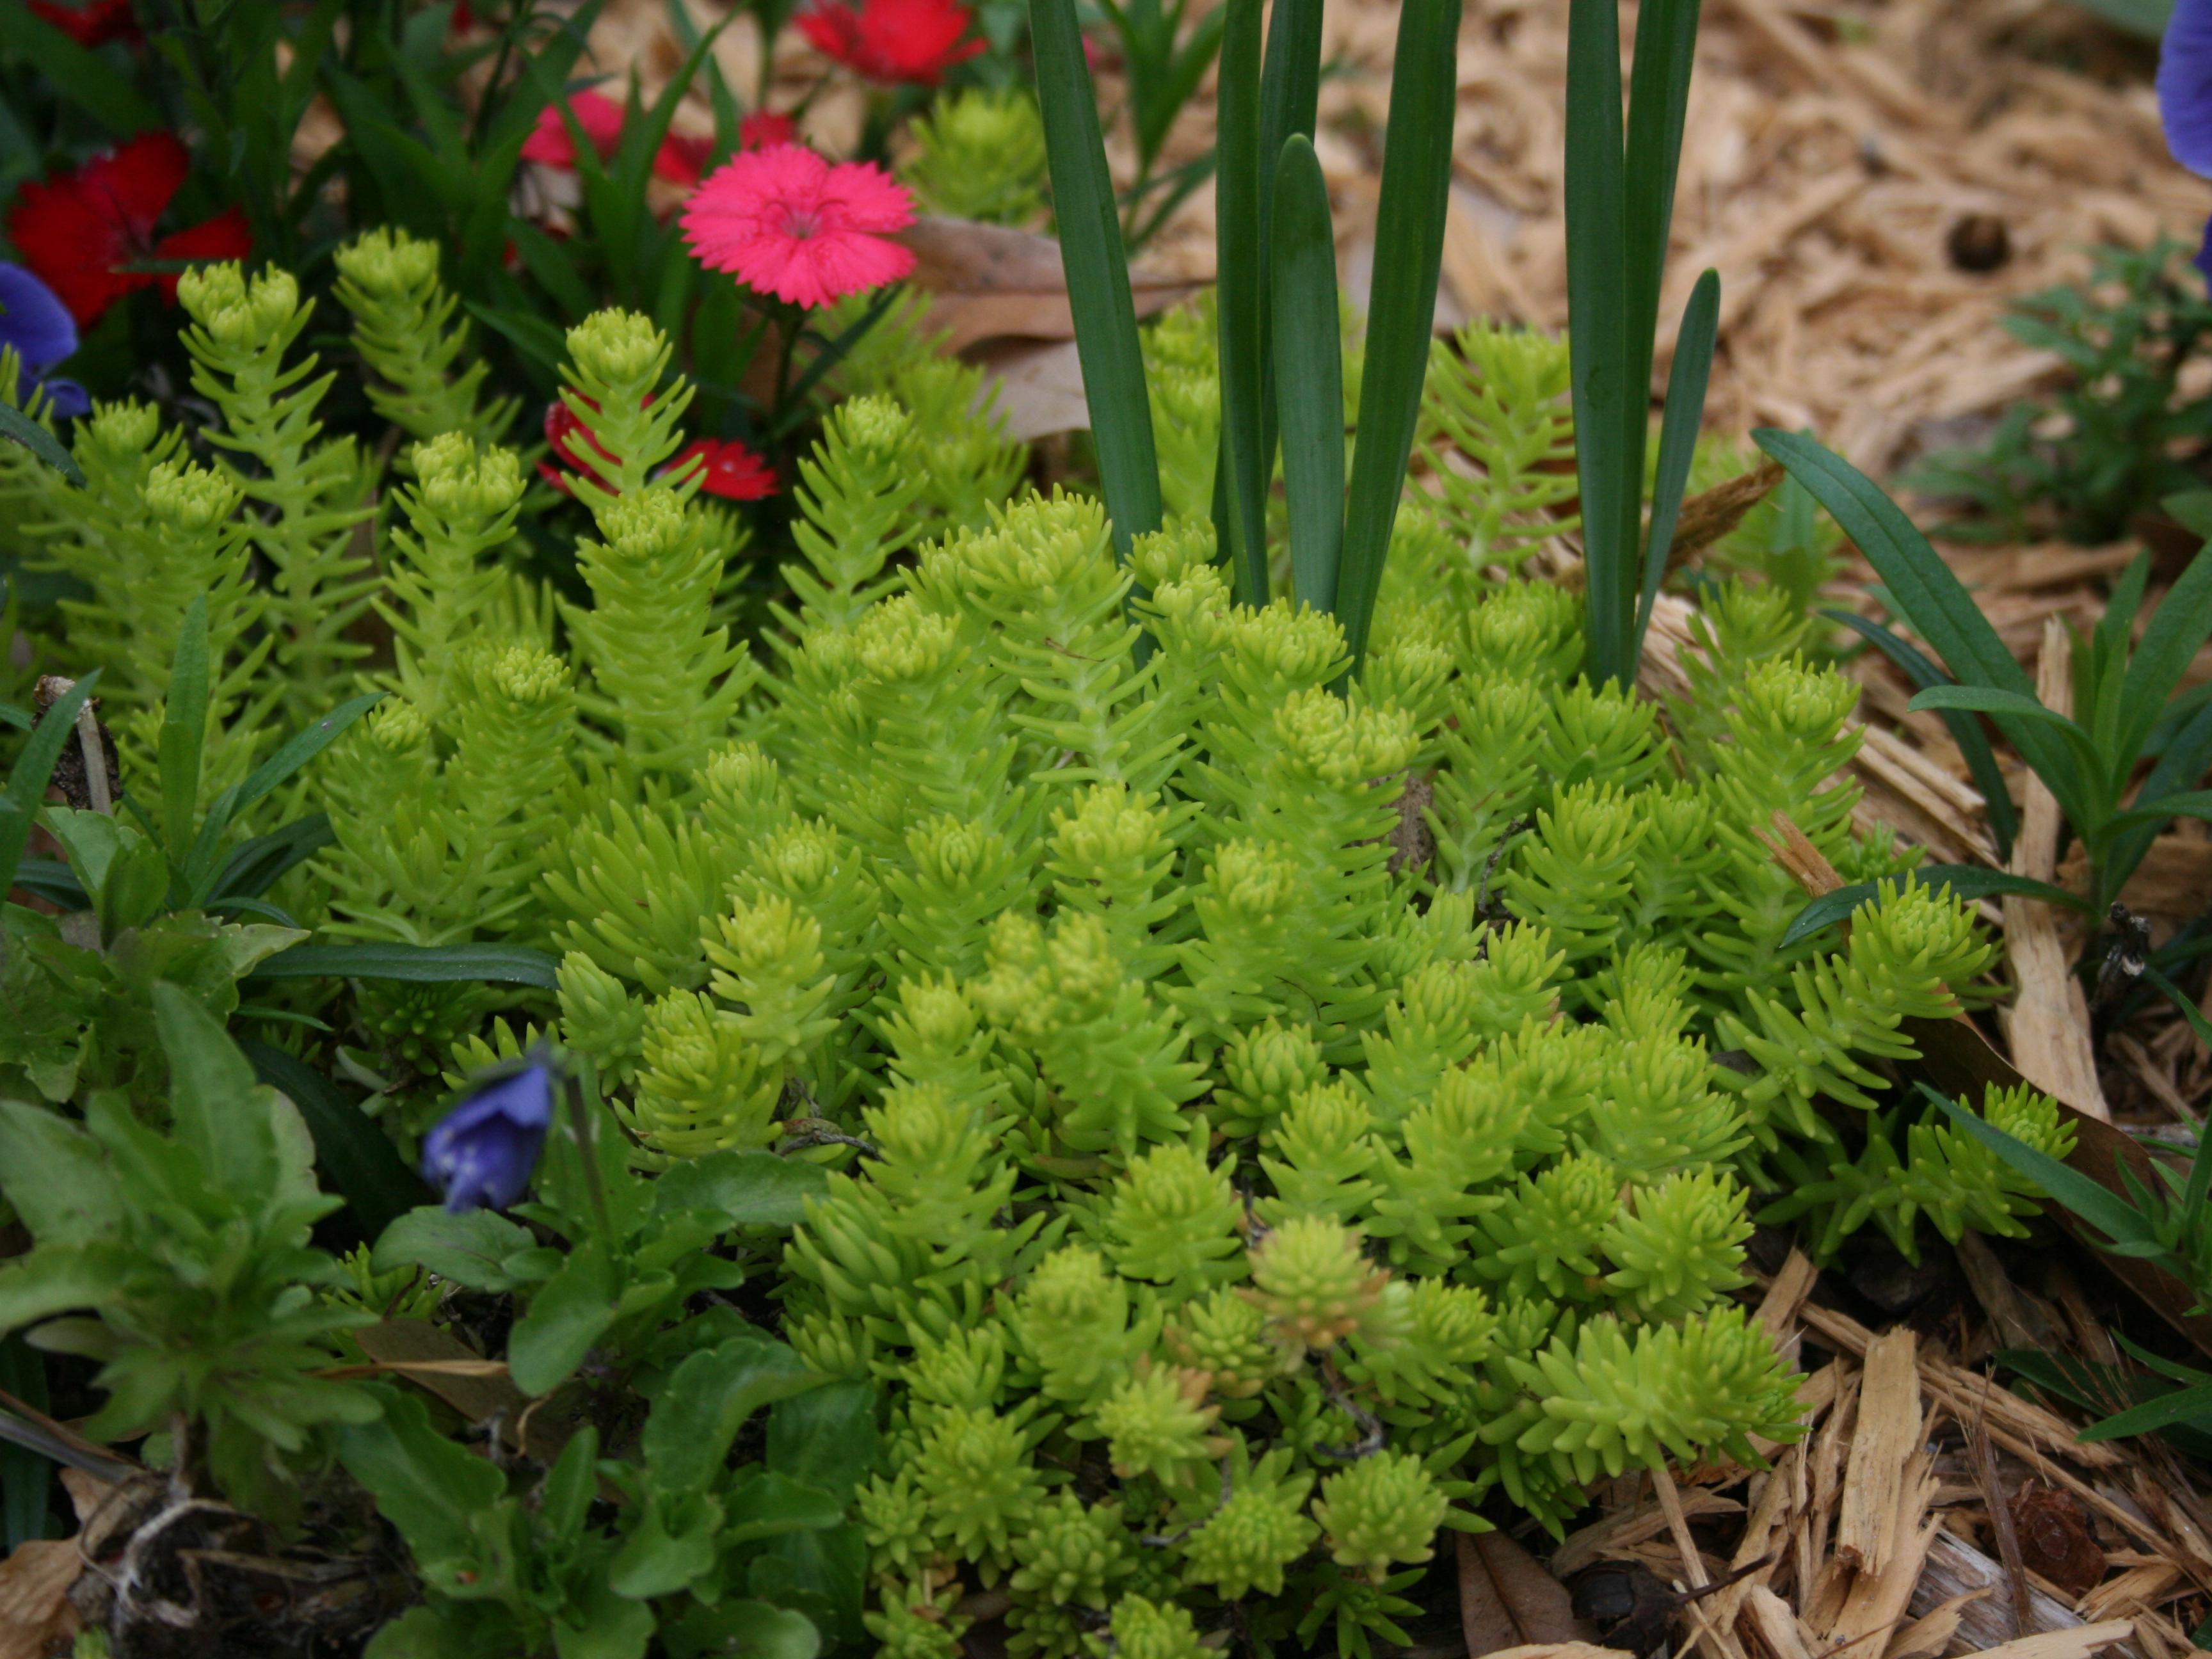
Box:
[1762,433,2212,917]
[1903,240,2212,546]
[0,984,377,1518]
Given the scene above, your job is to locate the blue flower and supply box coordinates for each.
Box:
[2160,0,2212,282]
[422,1061,555,1213]
[0,262,88,420]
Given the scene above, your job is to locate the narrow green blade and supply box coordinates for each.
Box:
[1215,0,1270,606]
[1620,0,1704,532]
[1565,0,1633,685]
[1273,136,1345,613]
[1031,0,1164,564]
[1,672,99,900]
[1337,0,1461,672]
[1637,268,1719,648]
[0,405,83,488]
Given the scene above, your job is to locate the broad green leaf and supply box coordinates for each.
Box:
[1781,865,2087,948]
[157,597,211,863]
[552,1574,655,1659]
[373,1206,540,1292]
[333,1388,505,1569]
[1338,0,1460,672]
[0,406,83,489]
[539,1424,601,1541]
[1927,1086,2168,1256]
[0,6,158,134]
[508,1238,621,1395]
[768,1381,877,1504]
[0,1103,119,1248]
[643,1339,818,1499]
[1825,609,2019,859]
[1,672,99,899]
[719,1470,845,1544]
[250,942,561,988]
[1031,0,1163,565]
[246,1041,427,1238]
[1271,135,1345,613]
[152,982,276,1202]
[0,1251,108,1334]
[609,1490,723,1599]
[651,1149,831,1228]
[1214,0,1269,606]
[1637,268,1719,645]
[662,1603,821,1659]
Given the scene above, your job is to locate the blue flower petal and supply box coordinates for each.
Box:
[2161,0,2212,176]
[0,262,79,377]
[422,1062,555,1213]
[36,377,88,420]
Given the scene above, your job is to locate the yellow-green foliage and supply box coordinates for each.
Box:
[3,241,2056,1659]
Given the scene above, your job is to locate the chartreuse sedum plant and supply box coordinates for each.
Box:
[903,88,1050,224]
[295,311,2052,1649]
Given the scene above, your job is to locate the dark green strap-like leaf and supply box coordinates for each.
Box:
[1754,429,2091,828]
[1781,864,2087,948]
[209,813,337,905]
[251,942,561,988]
[1032,0,1164,565]
[2117,541,2212,772]
[1215,0,1269,607]
[2110,694,2212,895]
[1825,608,2019,861]
[2080,1379,2212,1444]
[1637,269,1719,646]
[1565,0,1632,685]
[236,693,385,815]
[1620,0,1704,507]
[1,671,99,900]
[1253,0,1326,536]
[1272,136,1345,614]
[1337,0,1461,672]
[0,406,83,488]
[243,1039,429,1239]
[5,860,86,911]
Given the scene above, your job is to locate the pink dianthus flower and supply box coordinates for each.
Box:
[679,143,915,310]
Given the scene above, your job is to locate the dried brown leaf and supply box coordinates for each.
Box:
[895,216,1207,354]
[0,1539,79,1659]
[1459,1530,1595,1656]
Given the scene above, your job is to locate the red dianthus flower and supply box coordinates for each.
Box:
[797,0,982,86]
[666,437,777,501]
[680,143,915,310]
[520,90,627,170]
[28,0,138,47]
[6,134,252,326]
